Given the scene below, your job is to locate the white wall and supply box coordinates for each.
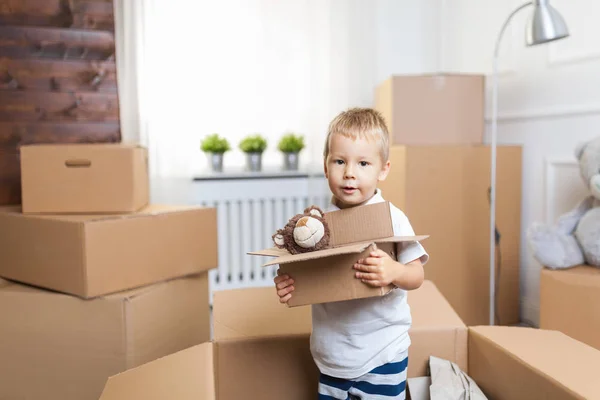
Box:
[294,0,445,170]
[441,0,600,326]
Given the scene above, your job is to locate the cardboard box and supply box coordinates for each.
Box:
[374,74,484,145]
[97,280,600,400]
[212,286,312,339]
[378,144,522,326]
[462,326,600,400]
[0,204,218,298]
[20,143,149,214]
[0,273,211,400]
[248,201,428,307]
[540,265,600,351]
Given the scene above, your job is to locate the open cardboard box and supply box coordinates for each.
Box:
[98,281,600,399]
[248,201,428,307]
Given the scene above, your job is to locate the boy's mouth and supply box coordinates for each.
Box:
[342,186,357,194]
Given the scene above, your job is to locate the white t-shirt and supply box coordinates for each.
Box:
[310,189,429,379]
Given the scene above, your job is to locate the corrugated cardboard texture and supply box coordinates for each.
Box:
[0,273,211,400]
[99,342,216,400]
[281,242,395,307]
[212,286,311,339]
[469,326,600,400]
[20,143,149,214]
[215,335,317,400]
[540,265,600,351]
[325,201,394,246]
[407,281,468,378]
[375,74,484,145]
[0,205,217,298]
[379,144,522,326]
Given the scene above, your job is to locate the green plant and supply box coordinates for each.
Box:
[239,134,268,153]
[277,133,305,153]
[200,134,231,154]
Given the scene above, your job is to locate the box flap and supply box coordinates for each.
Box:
[410,280,466,328]
[255,236,428,267]
[213,287,311,340]
[325,201,393,246]
[407,280,468,378]
[469,326,600,400]
[98,342,215,400]
[247,247,290,257]
[260,241,371,266]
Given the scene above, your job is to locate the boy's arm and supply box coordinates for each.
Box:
[391,257,424,290]
[354,249,424,290]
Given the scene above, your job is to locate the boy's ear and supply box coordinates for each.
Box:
[323,159,328,178]
[378,160,391,181]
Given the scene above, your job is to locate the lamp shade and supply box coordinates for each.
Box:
[526,0,569,45]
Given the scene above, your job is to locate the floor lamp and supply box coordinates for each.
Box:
[489,0,569,325]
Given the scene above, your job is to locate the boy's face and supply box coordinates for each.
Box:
[324,133,390,209]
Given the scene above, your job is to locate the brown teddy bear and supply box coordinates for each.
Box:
[272,205,331,254]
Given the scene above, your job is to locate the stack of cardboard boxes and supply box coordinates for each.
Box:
[92,191,600,399]
[0,143,218,400]
[375,74,522,326]
[97,282,600,399]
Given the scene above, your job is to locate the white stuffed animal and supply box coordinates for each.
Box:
[527,137,600,269]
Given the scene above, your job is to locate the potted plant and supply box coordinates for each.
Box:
[200,133,231,172]
[239,134,268,171]
[278,132,304,170]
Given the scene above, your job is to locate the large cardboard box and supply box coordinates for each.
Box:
[212,286,312,339]
[0,273,211,400]
[0,204,218,298]
[20,143,149,214]
[540,265,600,351]
[97,281,600,399]
[374,74,484,145]
[378,144,522,326]
[249,201,428,307]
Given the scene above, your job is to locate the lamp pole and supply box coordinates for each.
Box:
[489,2,532,326]
[489,0,568,325]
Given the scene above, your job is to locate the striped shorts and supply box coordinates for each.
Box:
[317,351,408,400]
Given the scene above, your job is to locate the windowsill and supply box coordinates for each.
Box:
[192,167,325,181]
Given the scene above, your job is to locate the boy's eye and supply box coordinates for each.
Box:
[335,159,344,165]
[359,161,369,167]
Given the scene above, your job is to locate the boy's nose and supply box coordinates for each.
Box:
[344,166,355,179]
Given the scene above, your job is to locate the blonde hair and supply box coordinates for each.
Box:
[323,107,390,162]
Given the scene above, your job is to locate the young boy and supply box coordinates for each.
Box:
[274,108,428,400]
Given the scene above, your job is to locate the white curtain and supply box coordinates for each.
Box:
[113,0,440,178]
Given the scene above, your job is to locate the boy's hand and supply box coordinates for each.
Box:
[274,270,295,304]
[353,248,402,287]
